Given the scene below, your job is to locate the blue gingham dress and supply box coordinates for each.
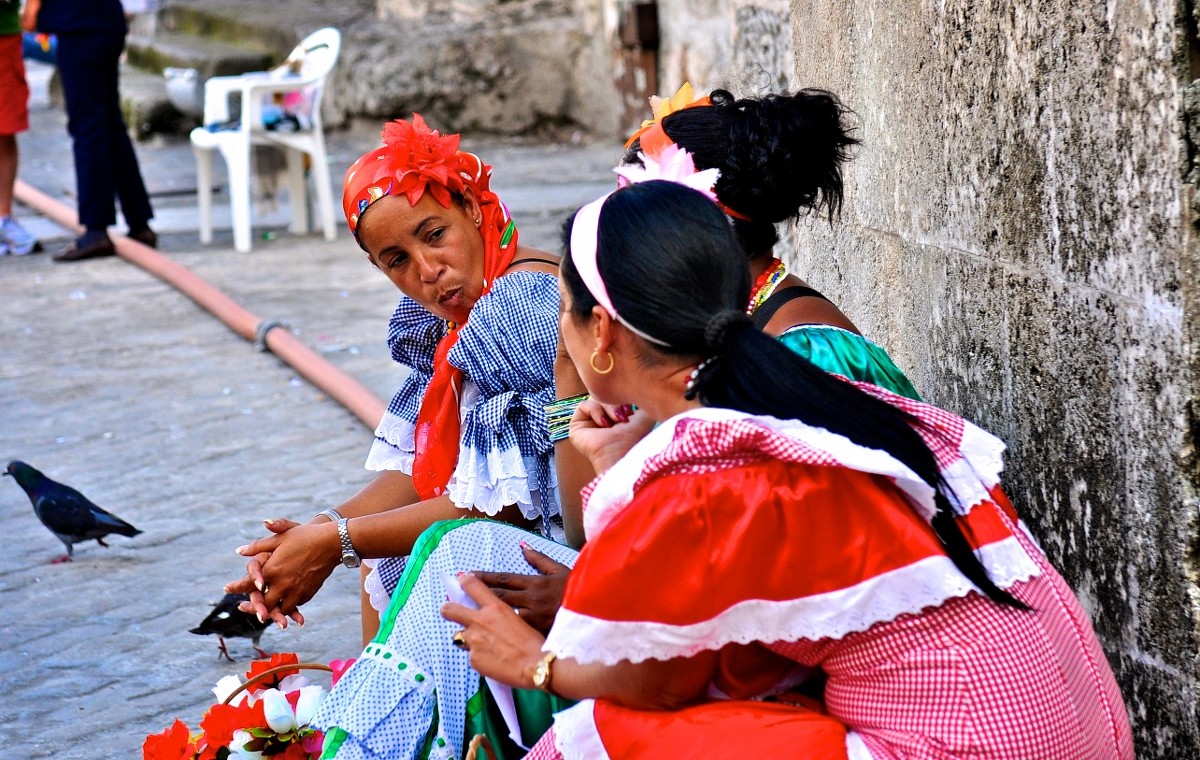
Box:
[314,270,569,759]
[315,521,578,760]
[361,271,562,613]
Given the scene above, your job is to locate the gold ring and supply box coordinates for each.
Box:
[452,630,468,650]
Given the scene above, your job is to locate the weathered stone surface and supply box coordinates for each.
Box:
[647,0,795,97]
[789,0,1199,754]
[323,0,618,137]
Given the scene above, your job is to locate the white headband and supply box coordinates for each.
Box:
[569,193,670,347]
[568,145,722,349]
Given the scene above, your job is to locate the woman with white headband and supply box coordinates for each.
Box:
[313,87,928,758]
[442,179,1132,760]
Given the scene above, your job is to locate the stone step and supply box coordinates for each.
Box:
[125,31,276,80]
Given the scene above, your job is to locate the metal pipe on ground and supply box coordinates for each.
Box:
[14,179,386,430]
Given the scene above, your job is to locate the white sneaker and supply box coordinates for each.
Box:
[0,217,38,255]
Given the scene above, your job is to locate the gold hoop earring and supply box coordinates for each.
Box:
[589,350,615,374]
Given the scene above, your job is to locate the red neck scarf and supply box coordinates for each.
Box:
[344,116,519,499]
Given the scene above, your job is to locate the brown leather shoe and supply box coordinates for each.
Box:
[53,236,117,262]
[127,228,158,248]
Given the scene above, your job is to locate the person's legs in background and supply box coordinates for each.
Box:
[0,32,37,256]
[106,33,155,247]
[52,30,154,261]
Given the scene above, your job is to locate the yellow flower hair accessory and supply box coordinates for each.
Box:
[623,82,712,150]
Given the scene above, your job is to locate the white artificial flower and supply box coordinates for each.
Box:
[261,688,298,734]
[226,730,265,759]
[293,685,326,727]
[277,674,312,693]
[212,675,247,706]
[613,144,721,202]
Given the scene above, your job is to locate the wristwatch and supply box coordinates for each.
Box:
[336,517,361,568]
[531,651,557,693]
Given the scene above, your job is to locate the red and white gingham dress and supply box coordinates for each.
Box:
[525,400,1133,760]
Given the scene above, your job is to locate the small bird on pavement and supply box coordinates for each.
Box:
[190,592,272,662]
[4,460,142,563]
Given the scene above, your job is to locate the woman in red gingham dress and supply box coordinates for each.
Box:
[442,181,1133,759]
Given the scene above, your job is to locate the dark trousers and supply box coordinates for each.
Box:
[55,31,153,232]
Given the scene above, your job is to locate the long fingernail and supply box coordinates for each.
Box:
[257,612,265,623]
[519,540,530,549]
[236,545,249,555]
[254,578,264,591]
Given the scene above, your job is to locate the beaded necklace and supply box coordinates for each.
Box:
[746,257,787,315]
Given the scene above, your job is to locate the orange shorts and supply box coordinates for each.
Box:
[0,34,29,135]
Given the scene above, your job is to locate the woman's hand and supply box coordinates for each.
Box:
[474,542,571,635]
[568,400,654,474]
[225,518,304,627]
[232,518,340,621]
[442,574,547,689]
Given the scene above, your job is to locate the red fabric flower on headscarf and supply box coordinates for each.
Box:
[381,114,462,208]
[343,113,468,236]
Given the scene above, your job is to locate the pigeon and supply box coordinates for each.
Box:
[4,460,142,563]
[190,592,272,662]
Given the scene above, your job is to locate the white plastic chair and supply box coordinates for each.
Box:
[190,27,341,252]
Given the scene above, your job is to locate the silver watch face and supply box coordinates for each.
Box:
[341,553,361,569]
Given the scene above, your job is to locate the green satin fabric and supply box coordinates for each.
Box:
[778,325,921,401]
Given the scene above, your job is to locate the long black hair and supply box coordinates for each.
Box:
[623,88,860,257]
[562,181,1026,609]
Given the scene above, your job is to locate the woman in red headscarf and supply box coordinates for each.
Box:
[224,115,568,641]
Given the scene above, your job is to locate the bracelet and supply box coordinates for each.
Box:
[317,508,342,523]
[545,393,589,443]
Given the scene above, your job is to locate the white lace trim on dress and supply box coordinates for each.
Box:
[552,700,609,760]
[361,558,392,616]
[446,447,552,519]
[365,413,417,474]
[584,408,939,539]
[544,535,1040,665]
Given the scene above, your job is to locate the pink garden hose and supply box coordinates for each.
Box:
[15,179,386,429]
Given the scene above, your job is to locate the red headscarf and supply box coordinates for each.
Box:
[344,115,519,499]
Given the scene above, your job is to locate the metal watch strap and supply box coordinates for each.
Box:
[318,508,342,523]
[532,651,557,693]
[336,517,361,568]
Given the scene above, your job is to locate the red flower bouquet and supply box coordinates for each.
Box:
[142,653,355,759]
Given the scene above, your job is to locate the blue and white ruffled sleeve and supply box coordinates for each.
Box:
[445,271,560,522]
[364,297,445,473]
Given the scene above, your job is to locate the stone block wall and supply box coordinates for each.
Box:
[786,0,1199,754]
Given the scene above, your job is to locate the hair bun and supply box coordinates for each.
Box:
[715,89,859,224]
[704,309,752,350]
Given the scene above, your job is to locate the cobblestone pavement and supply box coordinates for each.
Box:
[0,60,620,757]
